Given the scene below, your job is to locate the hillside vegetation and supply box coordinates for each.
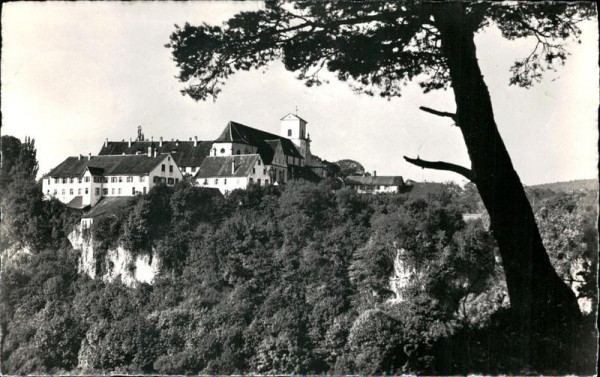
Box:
[0,136,597,374]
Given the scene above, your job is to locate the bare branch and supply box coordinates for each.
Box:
[404,156,474,181]
[419,106,456,121]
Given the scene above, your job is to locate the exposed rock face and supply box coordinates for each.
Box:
[68,224,159,287]
[388,248,414,302]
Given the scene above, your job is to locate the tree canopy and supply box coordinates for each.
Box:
[166,2,594,100]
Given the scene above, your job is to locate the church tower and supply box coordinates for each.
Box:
[280,113,311,164]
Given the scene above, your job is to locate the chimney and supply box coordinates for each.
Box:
[151,136,154,143]
[88,153,91,161]
[176,139,179,146]
[194,136,198,147]
[78,155,81,161]
[231,160,236,174]
[104,138,108,147]
[128,138,132,148]
[159,137,163,147]
[147,146,152,157]
[374,170,377,177]
[153,149,157,158]
[189,137,192,141]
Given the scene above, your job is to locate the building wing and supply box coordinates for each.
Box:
[195,155,261,178]
[98,140,212,168]
[45,154,172,178]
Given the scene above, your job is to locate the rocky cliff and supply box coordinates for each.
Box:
[68,224,159,287]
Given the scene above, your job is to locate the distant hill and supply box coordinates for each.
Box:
[527,179,598,193]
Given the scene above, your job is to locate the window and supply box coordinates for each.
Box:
[203,179,208,185]
[94,177,102,183]
[78,188,81,195]
[95,188,100,195]
[169,165,173,173]
[126,176,133,183]
[118,188,122,194]
[168,178,174,185]
[53,189,57,195]
[70,178,74,184]
[103,177,108,183]
[54,178,59,184]
[191,166,196,172]
[257,160,261,166]
[143,187,147,194]
[263,168,267,175]
[236,150,240,155]
[132,187,136,195]
[62,189,65,195]
[249,178,254,184]
[252,168,256,174]
[47,190,50,194]
[118,177,123,183]
[62,178,67,184]
[103,188,108,195]
[84,177,90,183]
[69,189,74,195]
[220,148,225,154]
[139,176,145,182]
[215,179,219,184]
[161,164,165,172]
[224,178,227,184]
[175,178,179,184]
[111,188,115,195]
[78,178,83,184]
[257,179,261,186]
[85,188,89,194]
[288,129,292,137]
[265,179,269,185]
[111,177,117,183]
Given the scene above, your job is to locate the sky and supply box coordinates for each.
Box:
[2,2,598,185]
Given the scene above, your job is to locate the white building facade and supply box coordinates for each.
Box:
[43,153,183,208]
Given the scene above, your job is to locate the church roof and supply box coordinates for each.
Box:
[280,113,308,123]
[214,121,303,159]
[98,140,212,167]
[44,154,171,178]
[195,154,262,179]
[344,176,405,186]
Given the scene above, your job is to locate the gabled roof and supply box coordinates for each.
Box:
[44,154,171,178]
[83,196,134,219]
[66,196,88,210]
[195,154,262,179]
[345,176,405,186]
[214,121,303,159]
[98,140,212,167]
[280,113,308,123]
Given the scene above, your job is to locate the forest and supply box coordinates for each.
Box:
[0,135,597,374]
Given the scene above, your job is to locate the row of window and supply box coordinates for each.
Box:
[49,176,147,184]
[49,186,148,196]
[202,178,270,186]
[160,164,174,173]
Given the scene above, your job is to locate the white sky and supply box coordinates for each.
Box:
[2,2,598,185]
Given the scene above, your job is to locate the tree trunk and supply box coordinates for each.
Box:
[432,3,580,337]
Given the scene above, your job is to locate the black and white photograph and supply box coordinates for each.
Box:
[1,1,598,374]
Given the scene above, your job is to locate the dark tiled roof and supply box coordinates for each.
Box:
[66,196,88,210]
[345,176,405,186]
[401,181,449,198]
[83,196,134,219]
[98,140,212,167]
[214,121,303,159]
[44,154,170,178]
[195,155,261,178]
[87,166,105,176]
